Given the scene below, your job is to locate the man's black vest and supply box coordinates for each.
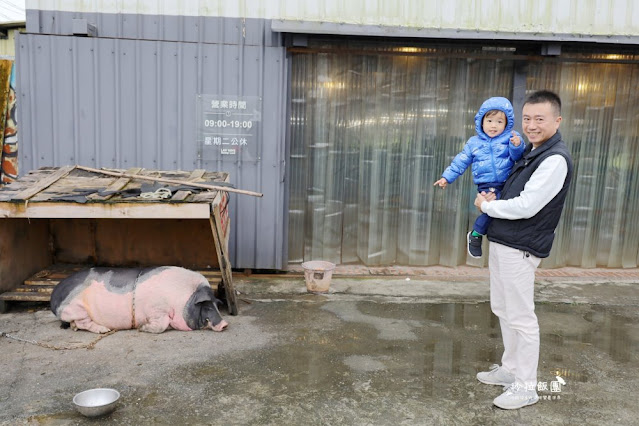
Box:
[486,131,573,258]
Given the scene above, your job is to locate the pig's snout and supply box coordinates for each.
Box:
[212,319,228,332]
[203,317,228,332]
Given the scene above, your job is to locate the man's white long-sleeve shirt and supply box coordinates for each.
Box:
[481,154,568,220]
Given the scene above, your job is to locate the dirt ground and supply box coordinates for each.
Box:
[1,273,639,425]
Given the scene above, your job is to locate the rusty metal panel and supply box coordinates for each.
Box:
[16,30,288,269]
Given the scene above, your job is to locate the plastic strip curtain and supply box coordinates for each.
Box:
[527,58,639,268]
[289,49,639,268]
[289,49,514,266]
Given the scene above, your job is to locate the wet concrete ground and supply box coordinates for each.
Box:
[1,275,638,425]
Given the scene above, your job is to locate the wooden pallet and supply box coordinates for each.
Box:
[0,265,223,310]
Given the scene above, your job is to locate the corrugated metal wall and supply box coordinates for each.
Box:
[17,12,288,269]
[27,0,639,38]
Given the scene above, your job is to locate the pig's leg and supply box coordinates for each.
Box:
[61,304,112,334]
[71,317,112,334]
[138,315,172,333]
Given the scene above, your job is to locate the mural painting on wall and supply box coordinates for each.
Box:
[0,60,17,185]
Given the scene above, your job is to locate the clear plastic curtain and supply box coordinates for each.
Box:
[527,58,639,268]
[289,49,514,266]
[288,49,639,268]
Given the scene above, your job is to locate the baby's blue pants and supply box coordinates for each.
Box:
[473,182,504,235]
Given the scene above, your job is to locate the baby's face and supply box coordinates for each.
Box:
[482,111,507,138]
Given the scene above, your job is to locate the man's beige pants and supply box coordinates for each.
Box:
[489,241,542,388]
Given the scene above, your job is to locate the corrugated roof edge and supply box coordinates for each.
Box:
[0,0,25,25]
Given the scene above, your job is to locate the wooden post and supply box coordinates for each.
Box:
[76,165,263,198]
[209,193,238,315]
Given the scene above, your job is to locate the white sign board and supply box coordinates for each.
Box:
[197,95,262,162]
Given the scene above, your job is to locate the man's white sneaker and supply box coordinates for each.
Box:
[476,364,515,386]
[493,384,539,410]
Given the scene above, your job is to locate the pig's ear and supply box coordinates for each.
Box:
[191,286,213,305]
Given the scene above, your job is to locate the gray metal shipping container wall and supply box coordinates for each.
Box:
[17,12,288,269]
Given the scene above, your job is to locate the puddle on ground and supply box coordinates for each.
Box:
[250,301,637,388]
[178,301,638,402]
[27,301,639,424]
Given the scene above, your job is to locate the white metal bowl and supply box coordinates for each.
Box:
[73,388,120,417]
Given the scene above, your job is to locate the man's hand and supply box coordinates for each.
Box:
[433,178,448,188]
[474,191,496,212]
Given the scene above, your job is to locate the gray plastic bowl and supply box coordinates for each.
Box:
[73,388,120,417]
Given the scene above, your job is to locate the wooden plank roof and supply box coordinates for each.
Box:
[0,166,231,219]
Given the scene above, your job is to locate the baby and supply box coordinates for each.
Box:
[434,97,524,258]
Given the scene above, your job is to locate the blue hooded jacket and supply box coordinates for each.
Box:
[441,97,525,185]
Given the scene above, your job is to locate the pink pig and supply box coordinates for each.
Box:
[50,266,228,333]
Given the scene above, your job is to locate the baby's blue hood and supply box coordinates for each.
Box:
[474,97,516,140]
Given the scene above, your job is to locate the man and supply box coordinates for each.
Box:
[473,90,573,410]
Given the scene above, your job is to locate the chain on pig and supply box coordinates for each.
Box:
[1,330,116,350]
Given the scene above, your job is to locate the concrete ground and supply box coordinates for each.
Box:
[1,268,639,425]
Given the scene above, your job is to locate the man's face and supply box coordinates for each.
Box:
[522,102,562,147]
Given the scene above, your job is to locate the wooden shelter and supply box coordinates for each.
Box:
[0,166,243,315]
